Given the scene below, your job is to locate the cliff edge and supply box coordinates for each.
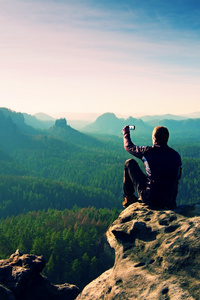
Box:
[1,202,199,299]
[77,202,200,300]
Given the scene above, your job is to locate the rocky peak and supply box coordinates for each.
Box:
[77,202,200,300]
[0,251,79,300]
[55,118,67,128]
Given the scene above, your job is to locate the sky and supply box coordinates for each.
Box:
[0,0,200,119]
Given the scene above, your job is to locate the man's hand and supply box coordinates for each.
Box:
[122,126,130,135]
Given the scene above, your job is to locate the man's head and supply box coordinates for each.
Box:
[152,126,169,145]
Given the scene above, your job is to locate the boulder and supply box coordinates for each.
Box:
[0,250,79,300]
[76,202,200,300]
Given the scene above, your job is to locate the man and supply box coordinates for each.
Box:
[122,126,182,209]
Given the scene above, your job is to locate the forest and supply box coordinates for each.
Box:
[0,207,119,289]
[0,108,199,289]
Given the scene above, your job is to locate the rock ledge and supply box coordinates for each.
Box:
[77,202,200,300]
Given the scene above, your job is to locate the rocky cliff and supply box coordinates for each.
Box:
[0,250,79,300]
[1,202,199,300]
[77,202,200,300]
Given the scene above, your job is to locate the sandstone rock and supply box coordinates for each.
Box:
[0,250,79,300]
[76,202,200,300]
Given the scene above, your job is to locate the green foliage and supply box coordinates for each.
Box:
[0,109,199,209]
[0,108,199,291]
[0,175,119,218]
[0,133,199,216]
[0,207,119,289]
[177,158,200,204]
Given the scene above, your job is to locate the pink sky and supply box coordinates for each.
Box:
[0,0,199,118]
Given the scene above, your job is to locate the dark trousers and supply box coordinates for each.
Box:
[123,159,147,199]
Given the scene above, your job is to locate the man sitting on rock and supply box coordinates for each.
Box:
[122,126,182,209]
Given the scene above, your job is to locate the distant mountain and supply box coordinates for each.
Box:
[0,108,102,149]
[146,118,200,135]
[82,112,200,141]
[35,112,92,130]
[0,108,55,130]
[140,112,200,121]
[0,107,26,127]
[23,113,54,129]
[183,112,200,118]
[83,112,152,136]
[34,112,55,121]
[0,109,38,162]
[47,118,102,147]
[0,107,39,135]
[140,114,187,122]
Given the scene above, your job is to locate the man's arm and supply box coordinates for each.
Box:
[122,126,143,159]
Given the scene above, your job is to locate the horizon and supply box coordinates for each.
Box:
[52,110,200,121]
[0,0,200,116]
[1,106,200,122]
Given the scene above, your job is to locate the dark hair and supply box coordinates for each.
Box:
[152,126,169,144]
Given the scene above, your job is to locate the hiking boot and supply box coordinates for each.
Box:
[122,195,138,208]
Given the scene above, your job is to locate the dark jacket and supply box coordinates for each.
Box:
[123,132,182,208]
